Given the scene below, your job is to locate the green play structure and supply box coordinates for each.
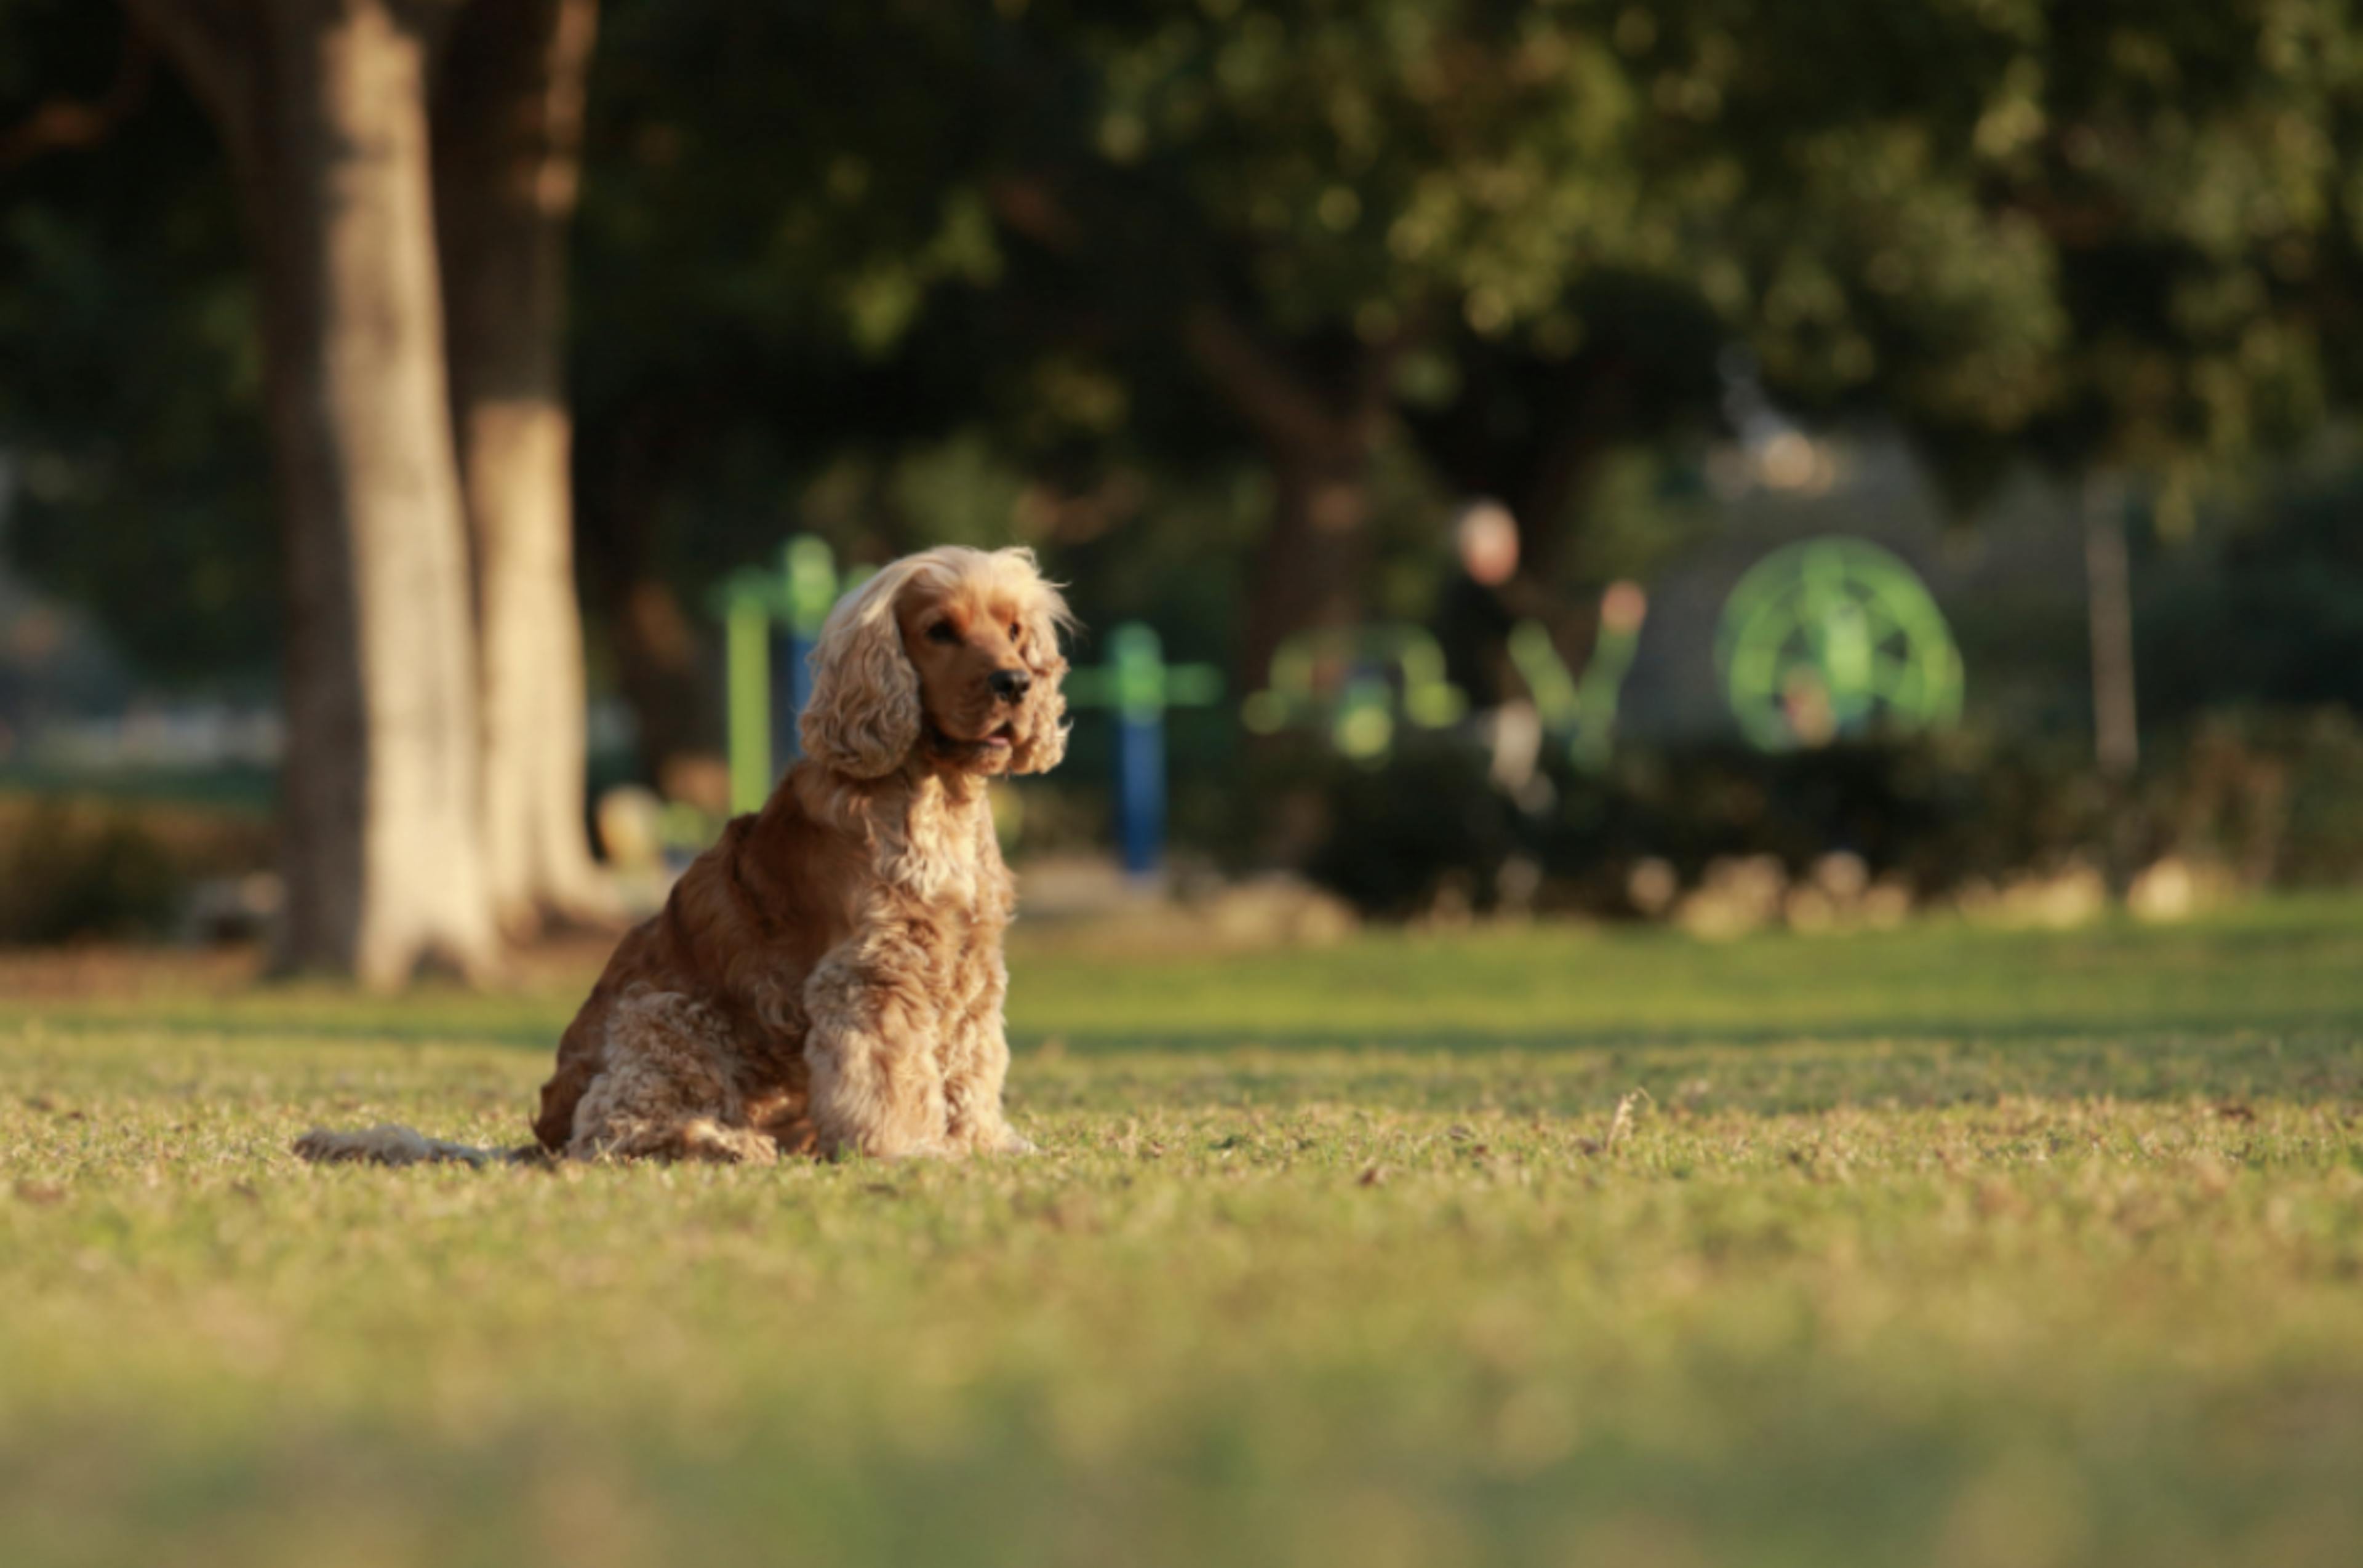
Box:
[1240,625,1469,761]
[1240,591,1646,774]
[708,536,868,815]
[1714,538,1963,751]
[1064,622,1225,875]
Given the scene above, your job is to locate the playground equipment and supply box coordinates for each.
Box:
[1714,538,1963,751]
[710,536,867,814]
[697,540,1657,869]
[1064,623,1224,878]
[1506,581,1649,774]
[1240,625,1468,762]
[1241,590,1647,772]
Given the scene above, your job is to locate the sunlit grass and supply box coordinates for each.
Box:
[4,898,2362,1567]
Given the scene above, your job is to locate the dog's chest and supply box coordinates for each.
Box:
[874,791,1009,922]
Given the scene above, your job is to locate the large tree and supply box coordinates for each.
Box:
[6,0,616,974]
[737,1,2060,676]
[123,0,497,985]
[0,6,279,685]
[1745,3,2363,785]
[992,4,1671,677]
[433,0,612,936]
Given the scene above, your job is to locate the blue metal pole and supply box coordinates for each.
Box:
[780,628,817,769]
[775,633,824,761]
[1117,711,1164,878]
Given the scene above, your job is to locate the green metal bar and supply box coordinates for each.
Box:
[726,598,773,816]
[1569,584,1647,774]
[1066,621,1224,720]
[785,535,840,639]
[1243,623,1468,743]
[1507,621,1583,730]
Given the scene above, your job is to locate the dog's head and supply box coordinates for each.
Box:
[800,546,1073,780]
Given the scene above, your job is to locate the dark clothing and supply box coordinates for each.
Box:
[1434,572,1535,710]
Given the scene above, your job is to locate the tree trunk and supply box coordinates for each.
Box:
[133,0,498,986]
[1184,305,1394,684]
[433,0,614,937]
[578,401,726,798]
[2083,473,2140,782]
[2084,471,2142,897]
[612,577,722,797]
[1242,439,1375,684]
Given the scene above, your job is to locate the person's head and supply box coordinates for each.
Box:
[801,546,1074,779]
[1455,500,1520,587]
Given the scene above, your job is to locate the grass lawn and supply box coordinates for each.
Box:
[4,898,2362,1567]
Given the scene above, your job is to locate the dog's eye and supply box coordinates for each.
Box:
[926,621,961,646]
[1009,621,1023,642]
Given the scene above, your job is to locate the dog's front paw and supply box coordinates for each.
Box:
[993,1129,1038,1156]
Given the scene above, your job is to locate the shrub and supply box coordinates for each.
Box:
[0,794,271,944]
[1260,706,2363,919]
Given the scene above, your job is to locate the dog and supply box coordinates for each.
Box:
[296,545,1071,1166]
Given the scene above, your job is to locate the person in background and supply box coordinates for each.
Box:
[1433,498,1547,803]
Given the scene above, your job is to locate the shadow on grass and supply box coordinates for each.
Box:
[2,1015,2356,1120]
[6,1003,2361,1061]
[1012,1031,2363,1117]
[1008,1009,2363,1054]
[3,895,2358,1116]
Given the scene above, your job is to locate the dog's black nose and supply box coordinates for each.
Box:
[989,668,1032,702]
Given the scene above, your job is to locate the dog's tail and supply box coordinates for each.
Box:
[292,1125,550,1168]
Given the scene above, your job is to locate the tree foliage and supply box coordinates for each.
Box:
[0,1,274,682]
[7,0,2363,710]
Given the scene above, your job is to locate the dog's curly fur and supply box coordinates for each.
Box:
[296,546,1071,1167]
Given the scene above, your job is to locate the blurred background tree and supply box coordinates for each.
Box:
[115,0,503,986]
[435,0,614,938]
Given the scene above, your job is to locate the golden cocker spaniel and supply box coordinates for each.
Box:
[297,545,1072,1166]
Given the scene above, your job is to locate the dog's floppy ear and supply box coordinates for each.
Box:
[800,566,922,778]
[1005,553,1074,777]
